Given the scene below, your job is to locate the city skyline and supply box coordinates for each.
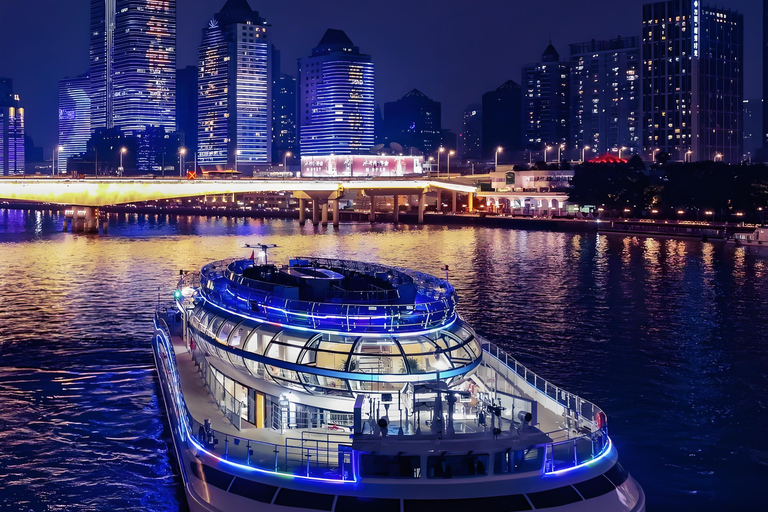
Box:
[0,0,761,154]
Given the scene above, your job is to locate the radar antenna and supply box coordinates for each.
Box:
[244,243,278,265]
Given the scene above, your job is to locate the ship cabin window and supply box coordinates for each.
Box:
[217,319,238,344]
[426,453,489,478]
[208,315,226,339]
[360,454,421,478]
[493,447,543,474]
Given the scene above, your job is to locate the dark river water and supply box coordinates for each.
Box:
[0,209,767,511]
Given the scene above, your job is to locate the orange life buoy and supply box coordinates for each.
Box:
[596,411,607,429]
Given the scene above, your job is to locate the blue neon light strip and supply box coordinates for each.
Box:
[544,437,613,476]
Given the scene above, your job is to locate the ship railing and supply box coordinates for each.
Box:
[479,338,610,474]
[153,319,354,481]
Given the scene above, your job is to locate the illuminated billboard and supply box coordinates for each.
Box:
[300,155,424,178]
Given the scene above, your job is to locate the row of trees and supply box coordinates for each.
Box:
[568,161,768,222]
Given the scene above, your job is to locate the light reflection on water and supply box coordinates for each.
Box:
[0,209,767,511]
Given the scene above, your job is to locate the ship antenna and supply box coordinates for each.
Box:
[244,242,278,265]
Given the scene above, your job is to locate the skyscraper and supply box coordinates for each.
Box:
[743,99,763,161]
[763,0,768,156]
[482,80,522,160]
[272,73,297,162]
[522,44,571,153]
[570,37,640,157]
[642,1,743,163]
[198,0,272,168]
[299,29,375,156]
[176,65,198,154]
[58,73,92,174]
[89,0,176,133]
[383,89,441,155]
[0,79,25,176]
[460,104,482,161]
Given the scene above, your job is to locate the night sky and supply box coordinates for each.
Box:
[0,0,761,154]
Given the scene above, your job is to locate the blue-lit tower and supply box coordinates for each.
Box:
[89,0,176,134]
[58,73,92,174]
[198,0,272,169]
[299,29,375,156]
[0,79,25,176]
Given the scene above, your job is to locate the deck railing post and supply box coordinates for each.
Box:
[274,447,279,472]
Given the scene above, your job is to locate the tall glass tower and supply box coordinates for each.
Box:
[522,44,571,152]
[642,0,743,163]
[299,29,375,156]
[0,78,25,176]
[198,0,272,168]
[89,0,176,134]
[58,73,92,174]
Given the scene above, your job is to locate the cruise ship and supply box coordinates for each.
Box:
[152,253,645,512]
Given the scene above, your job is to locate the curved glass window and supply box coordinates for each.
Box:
[208,315,226,339]
[228,320,257,348]
[217,319,237,345]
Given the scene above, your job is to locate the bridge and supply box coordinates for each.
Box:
[0,177,477,232]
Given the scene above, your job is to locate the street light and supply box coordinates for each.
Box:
[179,147,187,177]
[495,146,503,172]
[235,149,242,173]
[704,210,714,223]
[685,150,693,163]
[54,145,63,176]
[119,147,127,176]
[428,156,434,174]
[544,145,552,164]
[619,146,627,160]
[581,145,590,162]
[437,147,445,178]
[558,143,565,163]
[447,150,455,178]
[714,152,723,162]
[652,148,660,162]
[283,151,292,169]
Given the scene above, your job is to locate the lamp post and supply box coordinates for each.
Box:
[235,149,241,173]
[581,145,590,162]
[557,143,565,164]
[714,152,723,162]
[428,156,434,174]
[54,145,63,176]
[704,210,714,223]
[619,146,627,160]
[119,147,127,176]
[495,146,503,172]
[437,147,445,178]
[544,145,552,164]
[283,151,292,169]
[447,150,455,178]
[652,148,660,162]
[685,150,693,163]
[179,147,187,177]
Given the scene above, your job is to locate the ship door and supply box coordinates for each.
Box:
[248,389,266,428]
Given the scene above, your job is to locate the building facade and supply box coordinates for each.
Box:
[460,104,482,161]
[522,45,571,152]
[744,99,762,162]
[176,65,198,154]
[570,37,640,158]
[299,29,375,156]
[482,80,522,160]
[58,73,91,174]
[382,89,441,155]
[271,46,297,164]
[89,0,176,134]
[642,0,743,163]
[198,0,272,169]
[0,79,25,176]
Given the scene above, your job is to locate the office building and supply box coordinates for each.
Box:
[382,89,441,155]
[522,44,571,152]
[743,99,762,161]
[0,79,25,176]
[460,104,482,161]
[198,0,272,168]
[176,65,198,154]
[89,0,176,133]
[299,29,375,156]
[570,37,640,158]
[58,73,91,174]
[482,81,522,160]
[271,47,297,163]
[642,0,743,163]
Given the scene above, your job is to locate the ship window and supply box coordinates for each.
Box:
[494,447,543,474]
[335,495,400,512]
[273,488,334,510]
[526,485,582,508]
[217,319,237,344]
[360,454,421,478]
[572,474,616,499]
[348,355,406,375]
[208,315,226,338]
[603,462,629,487]
[426,454,489,478]
[229,321,256,347]
[189,461,233,490]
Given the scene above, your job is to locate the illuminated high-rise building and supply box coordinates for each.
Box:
[89,0,176,133]
[460,104,482,161]
[299,29,375,156]
[642,0,743,163]
[0,79,25,176]
[198,0,272,168]
[522,44,571,152]
[570,37,640,157]
[383,89,441,155]
[58,73,92,174]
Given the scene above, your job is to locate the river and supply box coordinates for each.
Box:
[0,209,766,511]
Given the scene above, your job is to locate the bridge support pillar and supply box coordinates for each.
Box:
[393,195,399,223]
[84,207,99,234]
[333,199,340,227]
[299,198,306,225]
[62,220,68,232]
[467,193,474,213]
[312,200,320,226]
[102,217,109,234]
[369,195,376,222]
[452,191,457,213]
[436,189,442,213]
[321,203,328,226]
[418,193,425,224]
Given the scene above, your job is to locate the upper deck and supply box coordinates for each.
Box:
[195,257,458,336]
